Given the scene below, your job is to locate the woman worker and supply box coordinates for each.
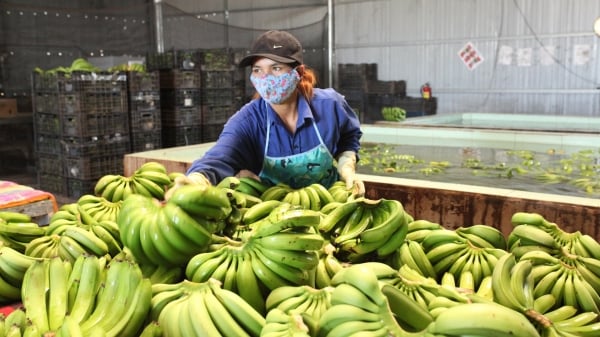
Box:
[181,30,364,195]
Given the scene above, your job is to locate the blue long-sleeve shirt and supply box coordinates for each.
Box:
[186,87,363,185]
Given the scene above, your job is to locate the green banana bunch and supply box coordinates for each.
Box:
[507,223,560,258]
[381,106,406,122]
[0,215,47,252]
[77,194,122,223]
[314,244,346,289]
[265,285,333,322]
[274,183,335,211]
[0,244,41,303]
[492,253,537,314]
[130,162,172,200]
[320,263,433,336]
[21,256,71,334]
[3,306,29,335]
[236,176,270,198]
[328,181,354,203]
[427,301,541,337]
[322,198,410,262]
[41,203,114,262]
[519,247,600,314]
[260,183,294,202]
[405,219,443,242]
[152,278,265,337]
[455,224,507,250]
[261,308,312,337]
[390,239,437,279]
[78,255,152,337]
[94,174,133,203]
[69,58,101,73]
[118,194,212,267]
[540,305,600,337]
[167,184,233,221]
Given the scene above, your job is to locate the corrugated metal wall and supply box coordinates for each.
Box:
[334,0,600,116]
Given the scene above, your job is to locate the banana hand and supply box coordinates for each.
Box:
[337,151,365,196]
[165,172,211,200]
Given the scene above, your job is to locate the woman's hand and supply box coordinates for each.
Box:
[337,151,365,196]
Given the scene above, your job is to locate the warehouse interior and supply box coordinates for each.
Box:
[0,1,600,336]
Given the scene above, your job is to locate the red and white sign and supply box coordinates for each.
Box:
[458,42,484,70]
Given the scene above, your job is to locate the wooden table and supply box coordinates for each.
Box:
[123,142,215,176]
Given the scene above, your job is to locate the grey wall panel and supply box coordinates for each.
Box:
[334,0,600,116]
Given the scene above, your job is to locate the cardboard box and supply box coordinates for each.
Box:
[0,99,18,117]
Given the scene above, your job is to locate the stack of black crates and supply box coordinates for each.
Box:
[148,49,246,147]
[32,71,130,198]
[199,50,246,143]
[336,63,379,121]
[336,63,435,123]
[127,71,162,152]
[158,50,203,148]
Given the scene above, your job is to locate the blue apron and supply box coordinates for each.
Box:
[259,111,338,189]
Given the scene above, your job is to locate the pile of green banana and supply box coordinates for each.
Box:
[17,252,151,336]
[94,162,173,202]
[33,58,101,75]
[150,278,265,337]
[3,160,600,336]
[320,197,412,262]
[185,202,325,314]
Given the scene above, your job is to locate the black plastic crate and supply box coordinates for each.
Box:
[57,94,82,114]
[201,122,224,143]
[35,134,61,155]
[61,111,130,138]
[61,134,130,157]
[162,125,202,148]
[58,92,128,115]
[175,49,203,70]
[64,154,125,180]
[64,72,128,94]
[66,178,98,199]
[37,153,63,175]
[337,63,378,89]
[201,69,239,88]
[201,88,241,106]
[366,80,407,97]
[34,112,61,135]
[200,49,234,71]
[201,105,235,125]
[127,71,160,92]
[159,70,201,89]
[33,93,58,113]
[146,51,176,71]
[131,131,162,152]
[38,173,67,196]
[162,107,202,127]
[130,108,161,133]
[160,89,201,108]
[129,92,160,112]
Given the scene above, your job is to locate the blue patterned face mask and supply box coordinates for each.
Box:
[250,68,300,104]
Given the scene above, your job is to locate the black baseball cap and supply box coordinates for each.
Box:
[239,30,303,67]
